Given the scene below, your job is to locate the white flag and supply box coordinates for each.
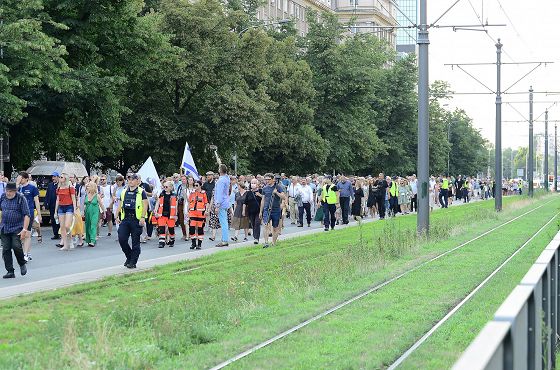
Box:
[180,142,200,180]
[137,156,162,194]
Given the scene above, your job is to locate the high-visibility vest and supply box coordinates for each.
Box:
[156,193,177,217]
[463,180,469,189]
[120,187,145,220]
[389,182,398,197]
[188,191,208,218]
[442,178,449,190]
[322,185,337,204]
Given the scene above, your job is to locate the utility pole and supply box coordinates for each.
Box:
[555,123,558,192]
[416,0,429,235]
[545,110,549,191]
[0,17,4,175]
[495,39,502,211]
[528,86,534,197]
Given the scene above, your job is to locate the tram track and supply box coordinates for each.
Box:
[209,197,557,369]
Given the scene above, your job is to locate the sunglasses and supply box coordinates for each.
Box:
[194,184,200,187]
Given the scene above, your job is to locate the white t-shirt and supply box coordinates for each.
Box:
[100,184,113,209]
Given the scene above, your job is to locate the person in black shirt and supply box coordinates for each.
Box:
[137,175,154,240]
[372,172,388,219]
[116,174,148,269]
[244,178,262,244]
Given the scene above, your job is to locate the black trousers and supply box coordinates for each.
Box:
[439,189,449,208]
[248,211,261,241]
[1,231,26,273]
[49,207,60,236]
[118,219,142,265]
[323,203,337,229]
[375,195,385,218]
[339,197,350,223]
[298,203,312,226]
[410,194,417,212]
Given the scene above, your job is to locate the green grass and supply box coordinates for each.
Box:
[0,194,555,369]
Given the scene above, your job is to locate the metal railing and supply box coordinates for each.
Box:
[453,231,560,370]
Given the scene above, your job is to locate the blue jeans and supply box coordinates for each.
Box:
[218,208,229,242]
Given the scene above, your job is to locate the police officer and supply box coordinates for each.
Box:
[321,176,339,231]
[116,174,148,269]
[439,174,450,208]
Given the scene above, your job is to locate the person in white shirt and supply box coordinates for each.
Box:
[297,178,314,227]
[409,175,418,212]
[287,176,301,225]
[99,175,114,237]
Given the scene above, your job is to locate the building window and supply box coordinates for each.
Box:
[350,0,358,7]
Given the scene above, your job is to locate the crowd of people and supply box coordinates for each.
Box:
[0,165,525,278]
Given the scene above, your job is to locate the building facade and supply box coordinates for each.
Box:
[257,0,398,46]
[395,0,417,54]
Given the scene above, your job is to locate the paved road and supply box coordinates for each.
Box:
[0,198,482,299]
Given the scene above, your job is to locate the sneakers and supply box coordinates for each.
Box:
[20,264,27,276]
[2,272,15,279]
[216,242,229,248]
[124,260,130,267]
[126,264,136,269]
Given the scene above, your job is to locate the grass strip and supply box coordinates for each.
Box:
[229,197,560,369]
[0,195,552,369]
[399,209,560,369]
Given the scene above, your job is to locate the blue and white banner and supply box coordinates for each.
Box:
[180,142,200,180]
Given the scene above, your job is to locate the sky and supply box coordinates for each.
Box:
[424,0,560,149]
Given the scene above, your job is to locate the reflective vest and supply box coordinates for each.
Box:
[156,193,177,218]
[389,182,398,197]
[463,180,469,189]
[188,191,208,219]
[119,187,144,220]
[322,185,337,204]
[442,178,449,190]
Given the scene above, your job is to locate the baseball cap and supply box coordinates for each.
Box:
[6,182,17,191]
[129,173,140,180]
[52,171,60,177]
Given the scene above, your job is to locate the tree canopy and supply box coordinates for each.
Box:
[1,0,488,177]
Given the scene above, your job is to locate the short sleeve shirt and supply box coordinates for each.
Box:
[56,186,75,206]
[19,184,40,214]
[262,184,283,213]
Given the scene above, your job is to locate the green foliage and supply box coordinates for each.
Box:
[2,1,487,176]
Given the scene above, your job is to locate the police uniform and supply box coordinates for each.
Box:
[322,183,338,231]
[118,186,147,268]
[439,177,449,208]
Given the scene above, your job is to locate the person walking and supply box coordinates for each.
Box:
[259,174,286,248]
[16,172,41,261]
[44,172,60,240]
[439,174,450,208]
[351,179,364,221]
[409,175,418,212]
[153,181,178,248]
[188,181,208,250]
[54,173,77,251]
[1,183,30,279]
[99,175,114,237]
[388,177,399,217]
[214,164,231,248]
[297,178,313,227]
[321,176,338,231]
[337,176,353,225]
[116,174,148,269]
[176,175,189,241]
[84,182,104,247]
[372,173,387,219]
[398,178,412,214]
[244,178,262,245]
[286,177,300,225]
[231,183,249,242]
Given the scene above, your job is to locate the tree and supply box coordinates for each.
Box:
[304,11,391,174]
